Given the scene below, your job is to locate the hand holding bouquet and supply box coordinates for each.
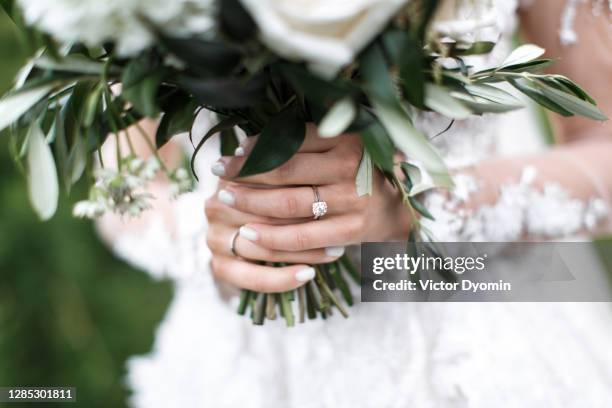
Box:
[0,0,605,325]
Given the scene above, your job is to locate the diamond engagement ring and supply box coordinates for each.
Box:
[311,186,328,220]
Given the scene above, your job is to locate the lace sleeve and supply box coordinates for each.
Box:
[421,145,611,242]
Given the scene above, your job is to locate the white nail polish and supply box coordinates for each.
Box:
[325,246,345,257]
[218,190,235,206]
[234,146,245,157]
[239,226,259,242]
[211,162,226,176]
[295,267,316,282]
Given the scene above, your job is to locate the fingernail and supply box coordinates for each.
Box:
[234,146,245,157]
[217,189,235,206]
[325,246,345,257]
[295,267,316,282]
[239,226,259,242]
[211,161,225,176]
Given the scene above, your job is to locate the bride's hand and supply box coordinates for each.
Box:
[204,125,412,292]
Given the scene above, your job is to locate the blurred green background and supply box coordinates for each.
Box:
[0,11,172,408]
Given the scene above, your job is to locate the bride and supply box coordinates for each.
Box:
[98,0,612,406]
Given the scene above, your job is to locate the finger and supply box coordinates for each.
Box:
[207,224,346,264]
[210,256,316,293]
[205,195,301,226]
[238,215,363,252]
[217,183,359,219]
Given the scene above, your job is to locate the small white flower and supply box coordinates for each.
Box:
[127,157,145,173]
[141,158,161,180]
[169,167,194,198]
[72,199,108,219]
[74,157,160,218]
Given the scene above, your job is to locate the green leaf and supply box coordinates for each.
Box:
[409,196,435,221]
[27,122,59,221]
[537,81,607,121]
[180,75,267,109]
[238,103,306,177]
[454,41,495,56]
[500,44,545,68]
[375,100,452,187]
[476,60,553,79]
[68,137,87,184]
[510,79,573,117]
[425,84,472,119]
[346,108,376,133]
[548,75,596,105]
[82,84,104,128]
[122,57,165,117]
[381,30,426,107]
[440,71,472,85]
[156,99,198,148]
[318,96,356,138]
[450,92,522,114]
[360,44,451,187]
[355,148,373,197]
[414,0,440,40]
[280,63,354,111]
[34,54,108,75]
[220,0,256,41]
[62,82,92,144]
[503,59,554,74]
[160,37,241,77]
[191,116,246,179]
[400,161,435,196]
[220,126,240,156]
[360,121,395,174]
[399,36,426,108]
[463,84,523,107]
[51,110,69,191]
[0,85,54,132]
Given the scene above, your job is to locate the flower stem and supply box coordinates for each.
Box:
[252,292,267,325]
[125,112,172,175]
[237,290,252,316]
[315,267,349,318]
[297,286,306,324]
[279,292,295,327]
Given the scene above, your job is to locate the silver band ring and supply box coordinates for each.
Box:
[230,230,240,257]
[311,185,328,220]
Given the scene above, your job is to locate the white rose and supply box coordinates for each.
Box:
[239,0,410,77]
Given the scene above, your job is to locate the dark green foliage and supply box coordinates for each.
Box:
[238,102,306,176]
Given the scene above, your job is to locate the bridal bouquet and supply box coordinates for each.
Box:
[0,0,605,325]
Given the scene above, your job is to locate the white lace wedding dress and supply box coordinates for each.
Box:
[103,2,612,407]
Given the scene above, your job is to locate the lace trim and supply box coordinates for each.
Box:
[421,166,609,242]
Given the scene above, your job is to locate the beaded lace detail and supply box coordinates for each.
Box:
[421,167,609,242]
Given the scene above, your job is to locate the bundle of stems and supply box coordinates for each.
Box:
[237,255,360,326]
